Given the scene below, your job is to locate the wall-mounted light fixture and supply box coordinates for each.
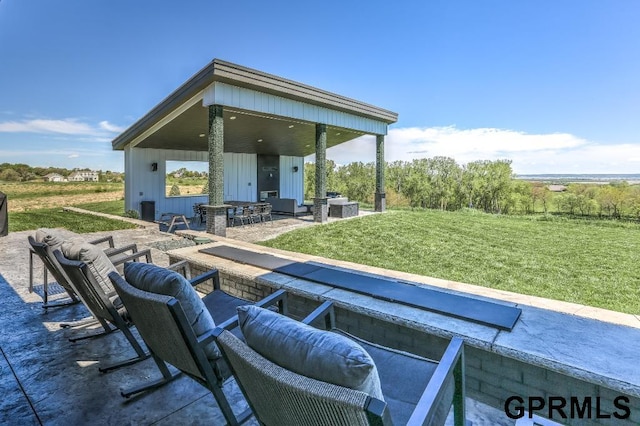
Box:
[292,166,299,173]
[151,162,158,172]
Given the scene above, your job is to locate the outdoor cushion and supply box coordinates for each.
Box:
[237,305,383,399]
[61,239,117,296]
[123,262,220,359]
[35,228,68,252]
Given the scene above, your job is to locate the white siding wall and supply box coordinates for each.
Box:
[224,152,257,202]
[125,148,208,220]
[279,156,304,204]
[124,148,258,220]
[204,82,388,135]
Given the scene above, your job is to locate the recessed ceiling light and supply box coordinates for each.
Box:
[229,116,237,120]
[288,125,294,128]
[257,139,263,142]
[199,133,206,137]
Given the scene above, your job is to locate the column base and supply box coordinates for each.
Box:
[204,205,228,237]
[375,192,386,212]
[313,198,328,223]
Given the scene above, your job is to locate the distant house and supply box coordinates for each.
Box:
[68,170,99,182]
[43,173,65,182]
[547,184,567,192]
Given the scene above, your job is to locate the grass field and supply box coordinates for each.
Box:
[5,178,639,314]
[261,209,640,314]
[73,200,127,216]
[3,182,133,233]
[8,207,136,233]
[2,181,124,212]
[165,177,207,197]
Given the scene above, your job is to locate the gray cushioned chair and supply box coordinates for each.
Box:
[52,239,207,373]
[28,230,135,309]
[213,301,467,426]
[28,235,82,309]
[108,266,288,426]
[53,246,158,372]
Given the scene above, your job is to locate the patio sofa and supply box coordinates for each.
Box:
[265,197,308,217]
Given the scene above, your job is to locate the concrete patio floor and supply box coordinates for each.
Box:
[0,228,260,426]
[0,219,508,425]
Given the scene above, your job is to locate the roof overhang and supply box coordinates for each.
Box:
[112,59,398,156]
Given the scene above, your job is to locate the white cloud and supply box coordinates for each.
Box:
[316,126,640,174]
[98,121,125,133]
[387,126,586,157]
[0,119,95,135]
[68,154,80,158]
[0,117,124,137]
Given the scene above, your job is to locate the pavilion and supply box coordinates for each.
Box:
[112,59,398,235]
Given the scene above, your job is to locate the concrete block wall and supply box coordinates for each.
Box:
[179,258,640,426]
[332,304,450,361]
[184,260,272,301]
[180,258,323,320]
[466,347,640,425]
[320,304,640,425]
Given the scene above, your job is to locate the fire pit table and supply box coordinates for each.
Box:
[329,201,359,218]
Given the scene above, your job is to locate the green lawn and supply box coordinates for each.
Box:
[8,200,133,233]
[1,181,123,200]
[73,200,127,216]
[261,209,640,314]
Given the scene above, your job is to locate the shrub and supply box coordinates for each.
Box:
[169,184,181,196]
[124,209,139,219]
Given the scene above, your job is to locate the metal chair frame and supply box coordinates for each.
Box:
[214,301,467,426]
[109,269,288,425]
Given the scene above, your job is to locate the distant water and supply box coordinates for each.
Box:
[516,174,640,184]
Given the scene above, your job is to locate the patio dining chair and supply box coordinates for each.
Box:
[258,203,273,224]
[214,302,467,426]
[249,204,262,224]
[192,204,202,226]
[108,263,288,425]
[227,206,237,227]
[238,205,254,226]
[192,203,207,226]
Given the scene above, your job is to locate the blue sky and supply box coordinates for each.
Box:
[1,0,639,174]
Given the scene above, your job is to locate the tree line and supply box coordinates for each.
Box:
[168,167,208,178]
[305,157,640,219]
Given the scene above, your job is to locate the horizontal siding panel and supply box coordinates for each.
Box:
[208,82,387,135]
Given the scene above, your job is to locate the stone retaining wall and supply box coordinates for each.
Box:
[172,254,640,426]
